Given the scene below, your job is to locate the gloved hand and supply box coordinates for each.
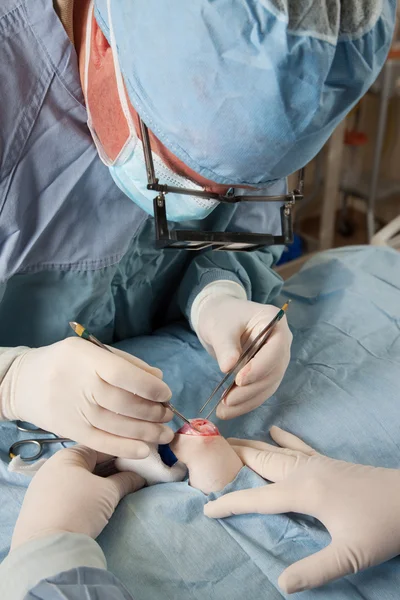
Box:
[204,426,400,594]
[11,445,145,551]
[196,294,292,419]
[1,338,174,458]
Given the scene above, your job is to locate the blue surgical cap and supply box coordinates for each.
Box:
[94,1,395,185]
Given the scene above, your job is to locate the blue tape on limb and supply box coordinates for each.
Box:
[158,444,178,466]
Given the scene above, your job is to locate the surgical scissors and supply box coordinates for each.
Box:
[9,421,70,461]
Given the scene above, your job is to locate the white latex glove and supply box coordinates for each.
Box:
[204,426,400,594]
[195,293,292,419]
[115,443,187,486]
[1,338,174,458]
[11,445,145,551]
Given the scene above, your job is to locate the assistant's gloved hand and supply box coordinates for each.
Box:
[1,338,174,458]
[11,445,145,551]
[205,426,400,594]
[195,293,292,419]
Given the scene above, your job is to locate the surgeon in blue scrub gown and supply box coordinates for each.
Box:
[0,0,396,598]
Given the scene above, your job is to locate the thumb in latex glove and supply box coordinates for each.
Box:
[204,426,400,594]
[11,445,145,551]
[195,292,292,419]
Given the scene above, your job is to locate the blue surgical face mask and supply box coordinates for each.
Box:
[84,0,219,222]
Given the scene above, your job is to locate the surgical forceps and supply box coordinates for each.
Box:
[69,321,199,431]
[199,301,290,419]
[9,421,70,461]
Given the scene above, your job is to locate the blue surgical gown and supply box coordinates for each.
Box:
[0,0,285,351]
[0,0,397,599]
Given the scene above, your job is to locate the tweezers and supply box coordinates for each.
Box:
[198,301,290,419]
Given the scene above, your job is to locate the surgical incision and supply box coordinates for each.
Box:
[177,419,220,436]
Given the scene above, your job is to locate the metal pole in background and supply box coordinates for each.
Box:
[319,119,346,251]
[367,60,393,241]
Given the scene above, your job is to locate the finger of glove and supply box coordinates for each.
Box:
[228,444,304,482]
[51,445,98,472]
[107,471,146,504]
[216,397,264,420]
[93,381,173,422]
[204,483,292,518]
[227,437,298,456]
[278,543,349,594]
[270,426,316,455]
[216,382,273,419]
[108,347,163,379]
[208,326,242,373]
[236,322,291,387]
[95,352,171,402]
[81,429,151,459]
[87,406,174,444]
[221,376,279,408]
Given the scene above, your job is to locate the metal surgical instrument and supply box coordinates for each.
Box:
[69,321,199,431]
[9,421,70,461]
[198,301,290,419]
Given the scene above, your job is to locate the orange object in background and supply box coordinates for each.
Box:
[344,130,368,146]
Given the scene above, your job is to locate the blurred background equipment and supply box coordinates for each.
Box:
[276,8,400,280]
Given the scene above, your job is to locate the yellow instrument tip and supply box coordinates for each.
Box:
[69,321,85,338]
[282,300,291,312]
